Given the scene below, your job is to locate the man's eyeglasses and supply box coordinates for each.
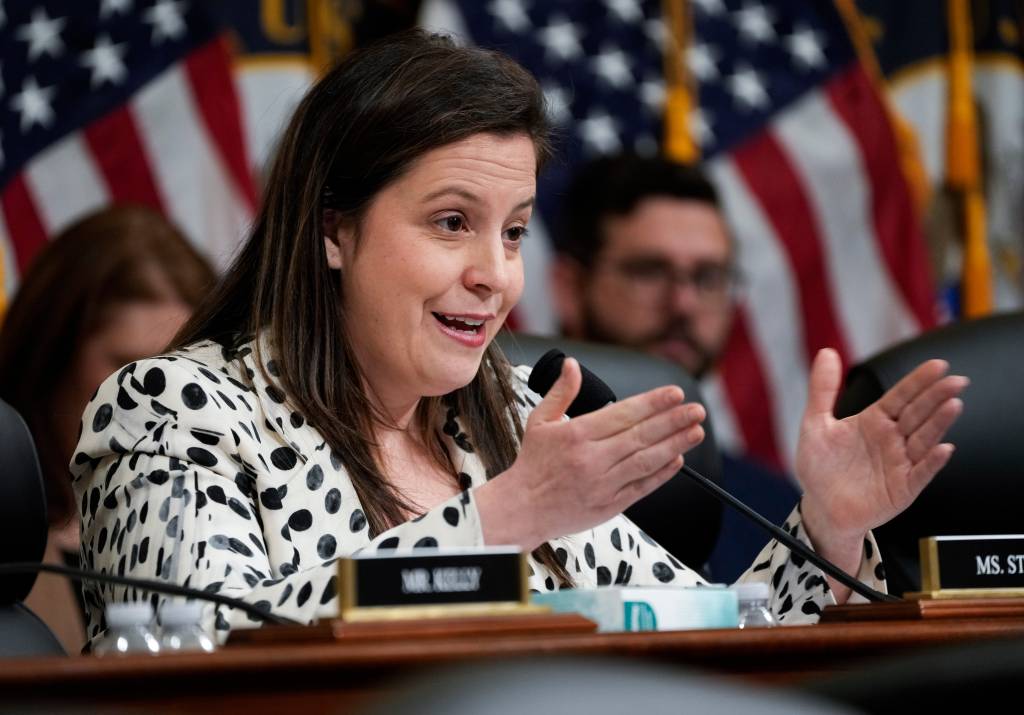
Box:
[607,258,740,302]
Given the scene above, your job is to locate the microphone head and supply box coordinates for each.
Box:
[527,349,566,395]
[528,348,617,417]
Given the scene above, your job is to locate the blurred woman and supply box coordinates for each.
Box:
[0,205,215,652]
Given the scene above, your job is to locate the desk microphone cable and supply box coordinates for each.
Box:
[0,562,301,625]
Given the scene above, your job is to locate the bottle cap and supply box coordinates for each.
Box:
[105,602,155,627]
[734,582,770,602]
[160,601,205,626]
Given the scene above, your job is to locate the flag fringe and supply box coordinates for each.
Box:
[946,0,993,316]
[662,0,699,163]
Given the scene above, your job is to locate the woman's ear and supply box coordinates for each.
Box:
[322,209,347,270]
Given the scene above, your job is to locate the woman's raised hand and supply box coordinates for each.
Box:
[476,358,706,550]
[795,348,967,600]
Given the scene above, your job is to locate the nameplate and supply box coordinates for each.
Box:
[916,535,1024,598]
[337,547,540,620]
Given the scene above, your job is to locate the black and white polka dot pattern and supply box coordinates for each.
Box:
[71,336,885,646]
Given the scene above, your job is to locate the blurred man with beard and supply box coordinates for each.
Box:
[550,154,799,580]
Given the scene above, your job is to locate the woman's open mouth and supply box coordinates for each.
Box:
[433,312,487,347]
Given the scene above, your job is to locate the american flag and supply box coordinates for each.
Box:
[422,0,937,470]
[0,0,257,303]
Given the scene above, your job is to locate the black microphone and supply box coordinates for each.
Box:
[529,350,618,415]
[528,348,897,604]
[0,562,301,625]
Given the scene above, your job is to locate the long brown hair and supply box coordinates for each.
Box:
[0,205,216,524]
[173,31,572,585]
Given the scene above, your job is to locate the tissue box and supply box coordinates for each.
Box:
[532,585,738,632]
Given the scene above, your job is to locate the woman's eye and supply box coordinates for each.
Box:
[505,226,529,243]
[438,214,465,232]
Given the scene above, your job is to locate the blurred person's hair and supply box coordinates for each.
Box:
[0,204,216,525]
[172,30,573,585]
[558,154,721,266]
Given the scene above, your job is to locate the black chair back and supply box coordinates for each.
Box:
[0,398,48,603]
[834,311,1024,595]
[0,397,65,656]
[496,333,723,572]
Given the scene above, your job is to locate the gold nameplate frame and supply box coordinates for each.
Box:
[337,547,546,621]
[911,535,1024,600]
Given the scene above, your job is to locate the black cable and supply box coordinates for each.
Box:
[0,562,301,625]
[679,465,899,603]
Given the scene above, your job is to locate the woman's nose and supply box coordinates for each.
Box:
[464,234,510,294]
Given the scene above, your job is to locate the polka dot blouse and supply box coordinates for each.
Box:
[71,335,885,646]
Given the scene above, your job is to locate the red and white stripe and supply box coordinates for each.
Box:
[0,36,256,292]
[702,65,935,470]
[706,158,809,468]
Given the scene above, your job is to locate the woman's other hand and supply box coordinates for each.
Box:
[476,358,706,550]
[796,348,968,600]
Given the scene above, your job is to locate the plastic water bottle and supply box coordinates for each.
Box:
[735,582,777,628]
[159,601,216,653]
[93,602,161,655]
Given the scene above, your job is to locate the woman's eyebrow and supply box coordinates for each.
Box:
[421,186,480,203]
[420,187,536,213]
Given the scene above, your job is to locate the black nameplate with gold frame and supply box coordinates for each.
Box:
[337,548,546,621]
[913,535,1024,599]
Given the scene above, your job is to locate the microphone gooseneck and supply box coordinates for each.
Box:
[528,348,898,604]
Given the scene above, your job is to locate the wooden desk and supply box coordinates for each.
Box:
[4,615,1024,714]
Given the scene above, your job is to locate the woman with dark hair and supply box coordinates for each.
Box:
[0,204,215,651]
[71,32,965,646]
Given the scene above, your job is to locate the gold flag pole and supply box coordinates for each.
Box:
[662,0,698,163]
[307,0,355,75]
[947,0,993,317]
